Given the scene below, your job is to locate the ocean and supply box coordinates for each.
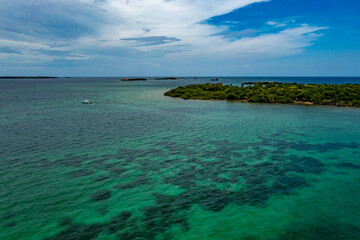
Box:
[0,77,359,239]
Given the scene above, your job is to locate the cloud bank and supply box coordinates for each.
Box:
[0,0,328,75]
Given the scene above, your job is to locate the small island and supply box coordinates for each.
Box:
[164,82,360,107]
[122,78,147,81]
[154,77,183,80]
[0,76,60,79]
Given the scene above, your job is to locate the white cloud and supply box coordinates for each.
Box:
[266,21,278,26]
[65,53,90,60]
[224,26,328,57]
[266,21,286,28]
[0,0,326,67]
[81,0,325,57]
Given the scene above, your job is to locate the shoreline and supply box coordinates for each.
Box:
[165,95,360,108]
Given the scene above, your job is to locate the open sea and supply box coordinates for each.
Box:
[0,77,359,240]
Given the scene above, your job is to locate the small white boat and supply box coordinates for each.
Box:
[82,100,92,104]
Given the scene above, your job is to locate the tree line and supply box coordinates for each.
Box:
[164,82,360,107]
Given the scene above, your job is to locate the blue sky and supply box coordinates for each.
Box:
[0,0,359,76]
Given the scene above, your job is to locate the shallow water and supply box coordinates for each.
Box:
[0,77,359,239]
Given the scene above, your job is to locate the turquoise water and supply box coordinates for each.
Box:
[0,77,359,239]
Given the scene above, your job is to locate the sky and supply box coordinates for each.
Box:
[0,0,359,76]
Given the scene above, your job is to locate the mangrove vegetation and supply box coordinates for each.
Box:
[164,82,360,107]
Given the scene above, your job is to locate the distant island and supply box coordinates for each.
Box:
[0,76,60,79]
[121,77,185,81]
[164,82,360,107]
[154,77,183,80]
[122,78,147,81]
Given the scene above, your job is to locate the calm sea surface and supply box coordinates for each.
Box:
[0,77,359,240]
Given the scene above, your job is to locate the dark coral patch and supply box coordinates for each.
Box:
[43,137,342,240]
[68,169,94,178]
[2,211,15,220]
[91,190,112,201]
[58,218,72,226]
[114,175,149,189]
[335,162,360,169]
[94,175,110,182]
[259,138,360,153]
[107,211,132,233]
[5,222,17,227]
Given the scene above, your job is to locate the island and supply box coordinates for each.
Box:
[122,78,147,81]
[164,82,360,107]
[154,77,183,80]
[0,76,60,79]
